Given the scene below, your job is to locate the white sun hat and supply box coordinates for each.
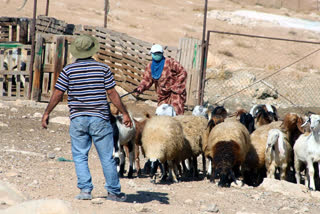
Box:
[149,44,163,54]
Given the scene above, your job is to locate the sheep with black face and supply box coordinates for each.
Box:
[204,121,251,187]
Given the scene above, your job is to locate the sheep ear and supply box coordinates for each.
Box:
[207,120,215,132]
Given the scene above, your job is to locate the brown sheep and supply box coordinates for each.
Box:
[205,121,251,187]
[174,115,208,177]
[133,113,151,176]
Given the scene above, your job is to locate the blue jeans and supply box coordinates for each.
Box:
[70,116,121,195]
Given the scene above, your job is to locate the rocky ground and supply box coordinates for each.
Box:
[2,0,320,213]
[1,99,320,214]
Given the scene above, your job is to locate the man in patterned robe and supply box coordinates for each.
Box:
[135,44,187,115]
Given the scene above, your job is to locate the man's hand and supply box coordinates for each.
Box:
[42,113,49,129]
[41,89,64,129]
[122,112,133,128]
[133,88,142,96]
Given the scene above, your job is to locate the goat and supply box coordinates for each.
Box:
[294,114,320,191]
[109,104,136,178]
[155,103,176,116]
[242,112,304,186]
[132,113,151,176]
[265,129,292,180]
[250,104,279,128]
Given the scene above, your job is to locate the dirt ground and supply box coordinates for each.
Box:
[2,0,320,213]
[1,99,320,214]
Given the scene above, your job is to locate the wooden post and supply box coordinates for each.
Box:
[18,19,29,44]
[28,0,37,99]
[0,49,4,97]
[31,34,44,101]
[104,0,109,28]
[53,36,65,90]
[45,0,50,16]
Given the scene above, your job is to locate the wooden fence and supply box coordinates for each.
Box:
[0,17,30,43]
[0,44,31,100]
[0,16,202,107]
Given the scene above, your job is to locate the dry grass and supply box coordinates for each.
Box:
[236,41,252,49]
[206,66,233,81]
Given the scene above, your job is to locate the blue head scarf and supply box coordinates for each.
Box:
[151,54,165,80]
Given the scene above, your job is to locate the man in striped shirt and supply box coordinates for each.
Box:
[41,35,131,202]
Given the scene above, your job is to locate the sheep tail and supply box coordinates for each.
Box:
[278,131,285,157]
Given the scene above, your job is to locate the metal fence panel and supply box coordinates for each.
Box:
[204,31,320,111]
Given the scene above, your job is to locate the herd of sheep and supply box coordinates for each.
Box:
[110,102,320,191]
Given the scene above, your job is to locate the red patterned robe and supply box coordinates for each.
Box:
[137,58,187,115]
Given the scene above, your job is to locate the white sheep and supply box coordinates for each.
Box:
[192,105,208,118]
[155,104,176,116]
[265,129,292,180]
[294,114,320,191]
[141,116,189,183]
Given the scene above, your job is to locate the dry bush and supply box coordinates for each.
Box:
[218,50,234,57]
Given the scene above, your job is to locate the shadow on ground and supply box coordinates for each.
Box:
[125,191,169,204]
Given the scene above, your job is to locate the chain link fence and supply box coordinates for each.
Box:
[203,30,320,112]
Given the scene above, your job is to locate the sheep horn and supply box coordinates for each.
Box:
[301,118,310,127]
[17,0,27,11]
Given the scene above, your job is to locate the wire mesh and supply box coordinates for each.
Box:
[204,31,320,111]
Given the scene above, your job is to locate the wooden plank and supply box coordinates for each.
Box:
[0,49,4,97]
[7,75,12,97]
[31,34,44,101]
[43,64,54,73]
[42,73,50,94]
[9,25,12,42]
[24,75,29,98]
[16,74,21,98]
[0,70,29,75]
[98,49,122,60]
[52,36,65,93]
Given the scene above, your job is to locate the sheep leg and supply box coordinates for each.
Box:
[160,162,168,182]
[143,159,151,175]
[181,160,188,176]
[209,161,215,183]
[135,145,141,176]
[269,163,276,179]
[280,163,287,180]
[192,156,199,178]
[307,160,316,191]
[127,142,135,178]
[150,159,160,183]
[202,153,206,176]
[167,160,179,183]
[118,146,125,178]
[294,155,302,184]
[207,159,212,178]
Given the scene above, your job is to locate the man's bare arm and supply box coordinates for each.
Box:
[107,87,132,128]
[41,89,64,128]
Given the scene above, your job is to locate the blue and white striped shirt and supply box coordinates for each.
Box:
[55,58,116,120]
